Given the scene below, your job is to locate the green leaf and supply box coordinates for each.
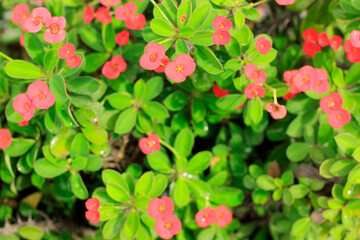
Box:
[70,171,89,200]
[144,76,163,101]
[34,158,68,178]
[250,97,263,124]
[329,159,357,177]
[49,75,68,103]
[150,18,177,37]
[102,215,126,239]
[124,210,140,240]
[19,226,44,240]
[348,165,360,184]
[134,79,146,100]
[291,217,311,237]
[85,155,103,172]
[334,133,360,155]
[5,99,23,123]
[5,60,44,79]
[79,26,104,52]
[67,77,100,95]
[142,101,169,120]
[177,0,192,27]
[234,9,245,28]
[174,128,194,158]
[50,128,77,158]
[187,151,212,175]
[286,142,310,162]
[242,8,260,20]
[179,26,196,38]
[189,30,214,46]
[108,92,133,110]
[289,184,309,199]
[81,125,108,145]
[102,169,130,191]
[102,22,116,51]
[71,156,87,171]
[83,53,110,73]
[193,46,223,75]
[147,151,174,174]
[24,33,45,66]
[149,174,168,198]
[257,175,276,191]
[106,183,131,203]
[163,90,190,111]
[134,171,154,197]
[114,108,137,134]
[352,147,360,162]
[188,4,211,28]
[44,49,59,73]
[173,177,190,207]
[70,133,89,158]
[210,187,244,207]
[191,97,206,123]
[4,138,35,157]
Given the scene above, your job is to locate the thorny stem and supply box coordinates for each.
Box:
[159,138,181,161]
[0,51,13,61]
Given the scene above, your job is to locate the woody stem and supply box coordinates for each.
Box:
[159,138,181,161]
[0,51,13,61]
[149,0,176,29]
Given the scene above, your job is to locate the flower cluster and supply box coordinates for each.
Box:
[320,92,351,129]
[139,134,161,155]
[195,205,232,228]
[343,30,360,63]
[148,197,181,240]
[243,64,266,99]
[102,55,127,79]
[13,81,55,121]
[212,16,232,46]
[302,28,343,58]
[58,43,82,68]
[140,43,196,83]
[85,198,101,224]
[0,129,12,150]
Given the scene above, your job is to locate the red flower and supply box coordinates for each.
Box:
[24,7,51,33]
[244,83,265,99]
[126,14,146,30]
[58,43,75,60]
[212,16,232,31]
[83,6,95,24]
[328,109,351,129]
[18,121,29,126]
[115,30,130,46]
[312,68,329,94]
[139,134,161,155]
[244,64,266,84]
[27,80,55,109]
[256,37,271,55]
[85,210,100,224]
[66,55,82,68]
[148,196,174,220]
[213,84,229,98]
[44,17,66,44]
[275,0,295,5]
[282,92,296,101]
[294,65,317,92]
[100,0,122,7]
[283,70,301,95]
[195,208,217,228]
[350,30,360,48]
[13,94,35,121]
[302,42,321,58]
[115,2,137,21]
[154,56,170,73]
[102,55,127,79]
[96,7,112,24]
[154,215,182,240]
[85,198,101,211]
[165,54,196,83]
[329,36,342,50]
[319,92,343,114]
[140,43,166,70]
[11,4,29,25]
[302,28,318,42]
[180,14,187,23]
[212,31,231,46]
[318,32,329,47]
[20,33,26,47]
[215,205,233,228]
[266,103,287,119]
[344,40,360,63]
[0,129,12,150]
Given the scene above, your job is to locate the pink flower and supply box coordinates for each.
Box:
[100,0,122,7]
[115,2,137,21]
[244,83,265,99]
[350,30,360,48]
[0,129,12,150]
[275,0,295,5]
[85,198,101,211]
[215,205,233,228]
[102,55,127,79]
[312,68,329,94]
[11,4,29,25]
[319,92,343,114]
[266,103,287,119]
[165,54,196,83]
[148,196,174,220]
[212,31,231,45]
[244,64,266,84]
[344,40,360,63]
[213,84,229,98]
[180,14,187,23]
[283,70,301,95]
[140,43,166,70]
[83,6,95,24]
[96,7,112,24]
[303,42,321,58]
[302,28,318,42]
[20,33,26,47]
[155,215,182,240]
[294,65,317,92]
[66,55,82,68]
[58,43,75,60]
[85,210,100,224]
[44,17,66,44]
[329,36,342,50]
[115,30,130,46]
[17,121,29,126]
[195,208,217,228]
[24,7,51,33]
[154,56,170,73]
[318,32,329,47]
[126,14,146,30]
[256,37,271,55]
[27,80,55,109]
[328,109,351,129]
[139,134,161,155]
[13,94,35,121]
[212,16,232,31]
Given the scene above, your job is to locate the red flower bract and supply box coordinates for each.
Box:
[83,6,95,24]
[27,80,55,109]
[215,205,233,228]
[126,14,146,30]
[213,84,230,98]
[195,208,217,228]
[256,37,271,55]
[66,55,82,68]
[302,28,318,42]
[140,43,166,70]
[24,7,51,33]
[115,2,137,21]
[350,30,360,48]
[154,56,170,73]
[13,94,36,121]
[115,30,130,46]
[154,215,182,240]
[328,109,351,129]
[165,54,196,83]
[244,64,266,84]
[85,198,101,211]
[212,16,232,31]
[96,7,112,24]
[344,40,360,63]
[303,42,321,58]
[44,16,66,44]
[18,120,29,126]
[148,196,174,220]
[329,36,342,50]
[318,32,329,47]
[275,0,295,5]
[312,68,329,94]
[139,134,161,155]
[0,129,12,150]
[212,31,231,46]
[85,210,100,224]
[266,103,287,119]
[244,83,265,99]
[59,43,75,60]
[102,55,127,79]
[11,4,29,25]
[294,65,317,92]
[319,92,343,114]
[100,0,122,7]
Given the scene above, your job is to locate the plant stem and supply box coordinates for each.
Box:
[273,89,278,104]
[251,0,270,8]
[159,138,181,160]
[0,51,13,61]
[149,0,176,29]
